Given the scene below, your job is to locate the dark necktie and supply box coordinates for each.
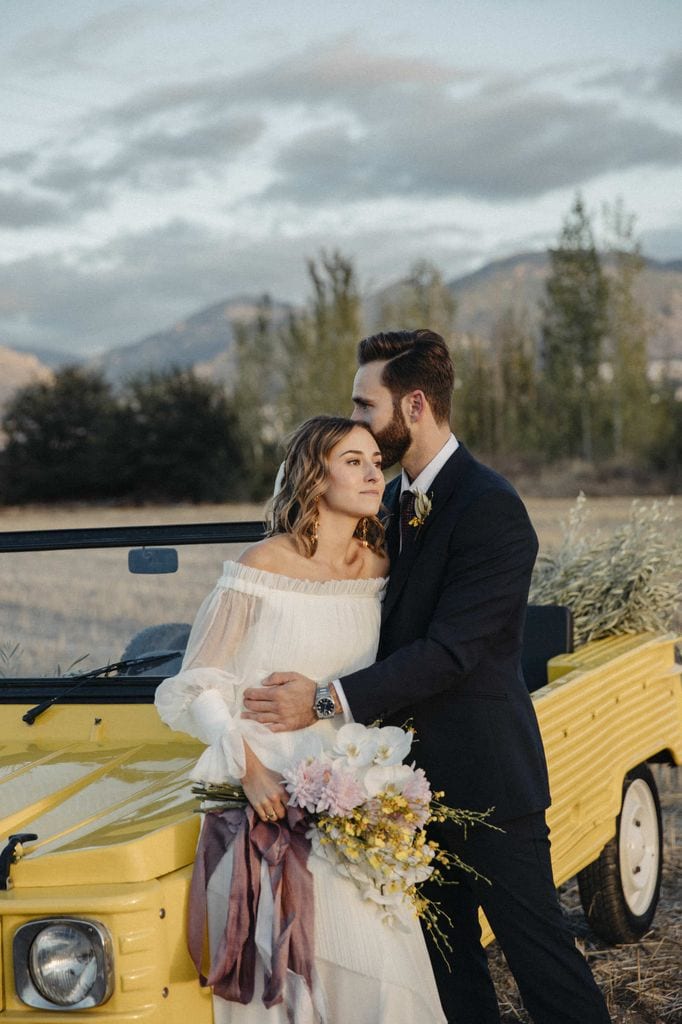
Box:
[399,490,416,550]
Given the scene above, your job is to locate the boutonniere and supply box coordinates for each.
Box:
[408,489,433,528]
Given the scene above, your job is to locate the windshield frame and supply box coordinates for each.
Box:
[0,519,266,700]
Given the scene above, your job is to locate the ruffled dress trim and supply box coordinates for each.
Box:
[218,560,388,599]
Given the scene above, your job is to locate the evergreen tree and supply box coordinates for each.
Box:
[0,367,119,502]
[115,368,244,501]
[540,195,609,461]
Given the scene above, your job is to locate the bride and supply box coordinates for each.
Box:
[155,415,445,1024]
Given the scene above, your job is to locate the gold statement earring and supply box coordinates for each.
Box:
[312,497,319,546]
[360,517,369,548]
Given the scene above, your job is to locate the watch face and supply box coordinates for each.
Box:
[315,696,336,718]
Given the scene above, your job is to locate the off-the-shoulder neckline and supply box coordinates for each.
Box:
[219,558,389,594]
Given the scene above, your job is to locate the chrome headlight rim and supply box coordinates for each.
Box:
[13,916,114,1011]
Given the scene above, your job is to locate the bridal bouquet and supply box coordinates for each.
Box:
[193,723,492,937]
[281,723,491,928]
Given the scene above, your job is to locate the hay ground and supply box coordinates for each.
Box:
[1,493,679,547]
[1,498,680,1020]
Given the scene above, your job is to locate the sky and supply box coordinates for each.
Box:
[1,0,681,357]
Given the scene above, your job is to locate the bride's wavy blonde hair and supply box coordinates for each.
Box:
[268,415,385,558]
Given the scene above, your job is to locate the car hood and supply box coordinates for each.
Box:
[0,706,203,889]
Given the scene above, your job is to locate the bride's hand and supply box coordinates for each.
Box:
[241,743,288,822]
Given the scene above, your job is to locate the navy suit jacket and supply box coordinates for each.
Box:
[341,445,550,823]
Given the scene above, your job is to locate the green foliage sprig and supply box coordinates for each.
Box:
[0,642,21,677]
[530,494,681,646]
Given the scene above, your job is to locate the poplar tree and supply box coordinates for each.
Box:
[491,307,540,456]
[232,296,283,497]
[453,338,497,453]
[602,200,653,459]
[540,195,609,462]
[278,251,363,428]
[379,259,457,342]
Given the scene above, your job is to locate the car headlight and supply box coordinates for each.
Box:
[13,917,114,1010]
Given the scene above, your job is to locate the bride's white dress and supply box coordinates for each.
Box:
[155,560,445,1024]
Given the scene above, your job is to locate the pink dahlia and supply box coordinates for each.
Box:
[318,762,366,816]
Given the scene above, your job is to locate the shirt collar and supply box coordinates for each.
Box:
[400,433,459,495]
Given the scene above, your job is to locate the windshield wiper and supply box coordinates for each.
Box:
[22,651,182,725]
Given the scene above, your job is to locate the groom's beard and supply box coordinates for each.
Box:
[373,400,411,469]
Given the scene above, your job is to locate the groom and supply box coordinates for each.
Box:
[243,329,610,1024]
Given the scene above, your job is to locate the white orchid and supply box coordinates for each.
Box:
[364,763,415,797]
[333,722,379,767]
[372,726,414,766]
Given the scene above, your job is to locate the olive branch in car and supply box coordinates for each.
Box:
[0,643,21,678]
[0,644,90,680]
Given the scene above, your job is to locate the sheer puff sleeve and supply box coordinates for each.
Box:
[154,579,261,784]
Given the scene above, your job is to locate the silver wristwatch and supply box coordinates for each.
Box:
[313,683,336,719]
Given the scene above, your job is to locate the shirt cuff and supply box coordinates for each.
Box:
[331,679,353,723]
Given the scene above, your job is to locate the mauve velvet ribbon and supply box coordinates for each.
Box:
[187,804,315,1008]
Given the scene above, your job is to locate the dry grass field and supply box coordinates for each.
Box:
[2,495,679,676]
[1,493,678,550]
[1,497,680,1021]
[1,495,677,676]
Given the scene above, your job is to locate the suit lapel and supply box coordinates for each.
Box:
[382,445,474,622]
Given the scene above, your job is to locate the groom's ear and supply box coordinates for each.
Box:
[405,389,427,422]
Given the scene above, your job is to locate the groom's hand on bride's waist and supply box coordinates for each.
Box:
[242,672,319,731]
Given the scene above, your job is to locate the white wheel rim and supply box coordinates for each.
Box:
[618,778,660,917]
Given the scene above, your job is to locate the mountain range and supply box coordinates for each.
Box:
[3,252,681,409]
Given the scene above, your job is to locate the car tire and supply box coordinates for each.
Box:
[577,763,663,944]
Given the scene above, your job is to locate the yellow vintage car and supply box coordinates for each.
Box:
[0,522,680,1021]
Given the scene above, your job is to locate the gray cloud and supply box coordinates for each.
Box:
[102,35,465,128]
[656,52,682,104]
[9,3,160,74]
[0,217,482,354]
[0,150,36,173]
[10,36,680,227]
[0,188,67,228]
[102,37,682,205]
[34,115,263,202]
[0,222,231,352]
[579,50,682,106]
[269,90,682,202]
[581,65,650,94]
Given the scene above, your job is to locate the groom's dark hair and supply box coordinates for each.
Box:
[357,329,454,424]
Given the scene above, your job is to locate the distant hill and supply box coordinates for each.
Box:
[0,346,52,412]
[89,296,292,386]
[9,252,682,399]
[3,343,80,370]
[446,253,682,371]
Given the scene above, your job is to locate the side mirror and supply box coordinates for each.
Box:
[128,547,178,574]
